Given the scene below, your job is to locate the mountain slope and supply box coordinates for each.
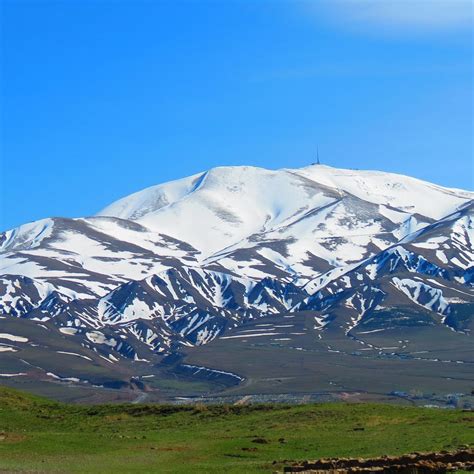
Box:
[0,164,472,396]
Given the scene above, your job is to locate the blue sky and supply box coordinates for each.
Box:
[1,0,473,231]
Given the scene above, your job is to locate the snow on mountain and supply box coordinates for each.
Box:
[97,164,472,281]
[99,166,339,258]
[0,216,200,297]
[1,164,473,362]
[2,165,471,294]
[0,275,55,316]
[295,165,472,220]
[299,202,474,334]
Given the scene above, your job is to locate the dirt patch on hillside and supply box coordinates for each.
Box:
[282,448,474,473]
[0,432,27,443]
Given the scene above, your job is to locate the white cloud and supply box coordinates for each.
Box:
[304,0,473,33]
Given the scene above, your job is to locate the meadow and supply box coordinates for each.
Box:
[0,386,472,473]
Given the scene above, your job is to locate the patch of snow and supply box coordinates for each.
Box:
[0,333,28,343]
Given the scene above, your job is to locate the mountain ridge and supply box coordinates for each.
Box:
[0,163,472,397]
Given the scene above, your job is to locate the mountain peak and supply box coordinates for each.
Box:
[95,164,472,258]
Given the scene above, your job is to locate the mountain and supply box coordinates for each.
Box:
[0,164,473,402]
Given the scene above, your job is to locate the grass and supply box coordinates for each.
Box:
[0,386,472,473]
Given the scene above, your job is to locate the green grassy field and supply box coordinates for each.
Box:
[0,387,472,473]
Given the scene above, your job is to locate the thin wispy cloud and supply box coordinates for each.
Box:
[303,0,473,33]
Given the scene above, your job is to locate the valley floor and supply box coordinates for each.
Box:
[0,387,472,473]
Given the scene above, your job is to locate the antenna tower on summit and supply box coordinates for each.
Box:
[316,147,321,165]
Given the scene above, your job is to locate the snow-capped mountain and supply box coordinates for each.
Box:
[0,164,472,376]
